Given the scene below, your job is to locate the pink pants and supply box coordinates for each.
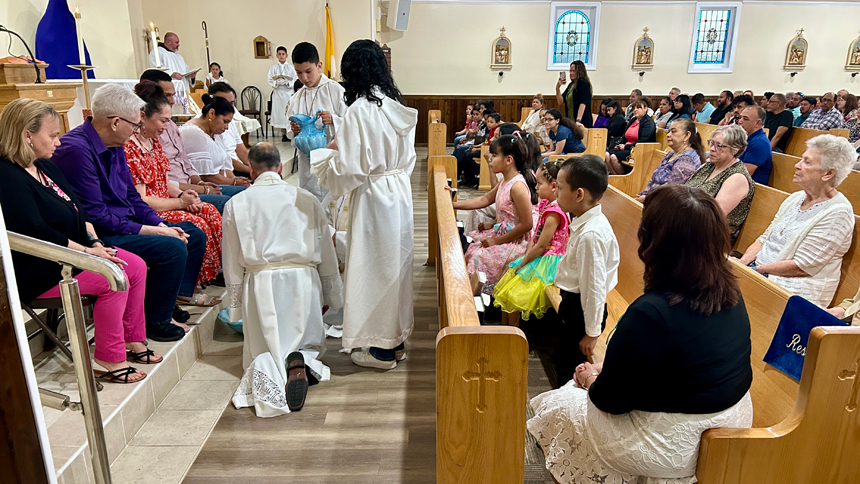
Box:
[38,248,147,363]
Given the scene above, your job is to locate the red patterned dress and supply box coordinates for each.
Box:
[125,138,222,285]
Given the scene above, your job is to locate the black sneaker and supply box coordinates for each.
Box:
[146,323,185,342]
[173,305,190,323]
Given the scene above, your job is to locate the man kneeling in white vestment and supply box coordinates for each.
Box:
[224,142,343,417]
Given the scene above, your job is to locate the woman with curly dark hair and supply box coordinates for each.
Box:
[311,39,418,370]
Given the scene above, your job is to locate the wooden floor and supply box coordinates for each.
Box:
[183,148,554,483]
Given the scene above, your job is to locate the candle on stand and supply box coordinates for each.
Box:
[74,6,85,65]
[150,22,161,67]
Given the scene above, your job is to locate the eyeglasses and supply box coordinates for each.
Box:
[108,116,143,133]
[708,140,729,150]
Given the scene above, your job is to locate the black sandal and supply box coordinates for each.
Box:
[94,366,146,384]
[127,341,163,364]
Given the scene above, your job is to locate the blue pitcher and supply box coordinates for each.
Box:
[288,113,328,158]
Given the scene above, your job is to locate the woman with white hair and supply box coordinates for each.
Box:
[737,134,856,307]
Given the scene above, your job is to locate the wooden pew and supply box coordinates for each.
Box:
[478,144,491,190]
[732,183,788,255]
[696,122,718,143]
[771,152,860,216]
[516,106,531,127]
[429,163,528,484]
[428,120,447,158]
[606,143,661,198]
[785,126,849,158]
[545,128,608,162]
[656,127,668,150]
[544,185,860,483]
[427,156,458,266]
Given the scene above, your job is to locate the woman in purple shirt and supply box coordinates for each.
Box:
[637,118,705,202]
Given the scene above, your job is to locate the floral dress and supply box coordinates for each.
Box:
[493,199,569,319]
[465,174,531,295]
[125,138,222,285]
[638,149,702,198]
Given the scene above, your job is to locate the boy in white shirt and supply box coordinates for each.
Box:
[553,155,620,387]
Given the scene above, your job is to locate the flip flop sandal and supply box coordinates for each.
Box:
[286,352,308,411]
[177,293,221,307]
[94,366,146,384]
[127,342,163,364]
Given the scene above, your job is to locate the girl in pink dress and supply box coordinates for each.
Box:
[454,134,537,296]
[494,160,569,326]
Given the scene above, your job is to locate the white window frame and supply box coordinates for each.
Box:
[688,2,742,74]
[547,2,601,71]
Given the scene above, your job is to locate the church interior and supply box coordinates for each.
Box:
[1,0,860,483]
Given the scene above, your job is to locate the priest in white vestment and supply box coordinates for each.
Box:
[286,42,348,207]
[225,143,343,417]
[311,40,418,370]
[267,46,297,141]
[149,32,197,113]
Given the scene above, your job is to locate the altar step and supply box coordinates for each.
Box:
[36,285,239,484]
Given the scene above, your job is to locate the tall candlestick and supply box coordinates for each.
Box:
[74,6,85,65]
[150,22,161,68]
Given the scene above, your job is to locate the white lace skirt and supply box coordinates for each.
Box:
[527,383,753,484]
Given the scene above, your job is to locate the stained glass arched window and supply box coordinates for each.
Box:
[688,2,742,73]
[554,10,591,64]
[547,3,600,70]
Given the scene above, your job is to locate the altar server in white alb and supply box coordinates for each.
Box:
[267,46,297,142]
[311,40,418,370]
[287,42,348,207]
[225,143,343,417]
[149,32,197,113]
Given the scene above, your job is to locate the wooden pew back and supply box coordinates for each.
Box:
[785,126,848,157]
[733,184,788,254]
[429,163,529,484]
[584,127,607,157]
[428,122,447,158]
[698,325,860,484]
[656,127,668,150]
[768,152,799,194]
[516,106,531,127]
[607,143,661,198]
[696,122,718,144]
[832,215,860,306]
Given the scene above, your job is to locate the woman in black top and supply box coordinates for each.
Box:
[0,99,161,384]
[555,60,593,128]
[528,184,753,483]
[605,99,657,174]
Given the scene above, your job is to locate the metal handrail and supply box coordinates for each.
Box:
[8,232,127,291]
[8,231,126,484]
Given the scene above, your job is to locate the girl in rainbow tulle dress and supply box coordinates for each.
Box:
[493,160,569,326]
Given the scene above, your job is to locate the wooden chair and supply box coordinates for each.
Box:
[239,86,264,138]
[428,161,528,484]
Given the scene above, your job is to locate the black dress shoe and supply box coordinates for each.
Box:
[281,134,288,142]
[173,305,190,323]
[146,323,185,342]
[286,352,309,411]
[211,273,226,287]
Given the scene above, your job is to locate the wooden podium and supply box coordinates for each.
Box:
[0,64,82,134]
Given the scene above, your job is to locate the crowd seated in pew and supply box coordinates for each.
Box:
[637,118,706,202]
[605,100,656,175]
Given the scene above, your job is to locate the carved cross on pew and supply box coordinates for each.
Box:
[462,357,501,413]
[837,357,860,412]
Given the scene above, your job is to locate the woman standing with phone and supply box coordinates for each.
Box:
[555,60,593,129]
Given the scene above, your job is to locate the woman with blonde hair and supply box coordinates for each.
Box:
[0,98,163,383]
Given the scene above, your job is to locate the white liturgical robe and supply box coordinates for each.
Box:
[267,61,297,129]
[311,93,418,350]
[286,75,347,206]
[224,172,343,417]
[149,46,191,92]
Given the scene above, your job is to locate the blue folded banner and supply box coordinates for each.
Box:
[763,295,848,381]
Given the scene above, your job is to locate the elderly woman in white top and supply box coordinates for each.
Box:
[737,135,856,307]
[521,94,544,139]
[179,94,250,188]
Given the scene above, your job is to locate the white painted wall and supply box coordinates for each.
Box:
[4,0,860,97]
